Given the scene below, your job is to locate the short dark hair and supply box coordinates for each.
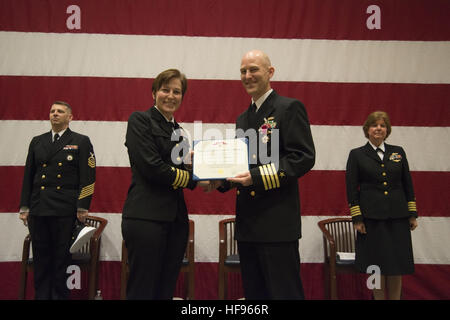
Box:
[363,111,392,139]
[53,101,72,113]
[152,69,187,98]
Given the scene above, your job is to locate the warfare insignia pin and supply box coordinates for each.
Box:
[389,153,402,162]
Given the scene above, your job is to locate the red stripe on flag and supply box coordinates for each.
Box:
[2,166,448,217]
[1,76,449,126]
[0,261,449,299]
[1,0,449,40]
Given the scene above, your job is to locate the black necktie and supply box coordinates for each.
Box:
[53,133,60,143]
[248,103,257,127]
[169,122,178,133]
[376,147,384,154]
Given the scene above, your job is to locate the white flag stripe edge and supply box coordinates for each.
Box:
[1,212,449,264]
[1,120,449,171]
[1,32,450,84]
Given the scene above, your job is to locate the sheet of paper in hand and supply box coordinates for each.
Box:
[193,138,249,180]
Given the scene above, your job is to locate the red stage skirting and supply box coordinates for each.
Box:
[1,261,449,300]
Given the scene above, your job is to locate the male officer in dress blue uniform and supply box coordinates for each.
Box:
[220,50,315,299]
[19,101,96,299]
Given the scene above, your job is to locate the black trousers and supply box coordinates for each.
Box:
[122,217,188,300]
[237,240,305,300]
[28,215,75,300]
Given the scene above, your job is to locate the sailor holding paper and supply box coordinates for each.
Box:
[219,50,316,300]
[122,69,200,299]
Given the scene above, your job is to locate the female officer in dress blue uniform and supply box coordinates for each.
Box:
[121,69,200,299]
[345,111,418,300]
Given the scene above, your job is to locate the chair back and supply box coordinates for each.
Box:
[317,217,358,300]
[219,218,238,258]
[19,215,107,300]
[79,216,107,254]
[318,217,356,258]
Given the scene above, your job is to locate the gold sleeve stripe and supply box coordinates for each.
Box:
[181,170,189,188]
[173,169,189,188]
[408,201,417,211]
[179,170,185,188]
[259,166,269,191]
[261,165,273,190]
[173,169,181,187]
[270,163,280,188]
[265,164,276,189]
[349,205,362,217]
[79,183,95,200]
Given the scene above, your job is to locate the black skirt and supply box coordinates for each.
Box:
[355,217,414,276]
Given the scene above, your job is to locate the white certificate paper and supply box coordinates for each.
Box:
[193,138,249,180]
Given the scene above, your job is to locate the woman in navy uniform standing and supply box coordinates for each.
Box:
[345,111,418,300]
[121,69,198,299]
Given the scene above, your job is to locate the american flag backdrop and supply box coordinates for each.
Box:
[0,0,449,299]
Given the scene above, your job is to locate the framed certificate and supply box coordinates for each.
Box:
[193,138,249,180]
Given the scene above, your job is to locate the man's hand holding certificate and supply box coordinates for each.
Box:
[193,138,249,180]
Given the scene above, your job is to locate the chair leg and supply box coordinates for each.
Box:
[182,273,188,299]
[330,266,338,300]
[120,267,128,300]
[87,262,98,300]
[218,268,225,300]
[187,270,195,300]
[223,272,228,300]
[18,266,28,300]
[323,263,330,300]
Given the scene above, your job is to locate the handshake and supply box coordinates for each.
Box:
[196,171,254,193]
[197,180,223,193]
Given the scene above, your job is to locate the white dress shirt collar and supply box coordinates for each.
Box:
[369,140,385,160]
[252,89,274,112]
[154,105,176,124]
[52,128,67,141]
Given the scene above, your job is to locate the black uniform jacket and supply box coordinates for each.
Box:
[20,128,96,216]
[222,91,315,242]
[122,107,196,222]
[346,142,418,223]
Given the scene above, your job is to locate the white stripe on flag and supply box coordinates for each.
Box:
[1,32,449,83]
[1,120,449,171]
[1,212,449,264]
